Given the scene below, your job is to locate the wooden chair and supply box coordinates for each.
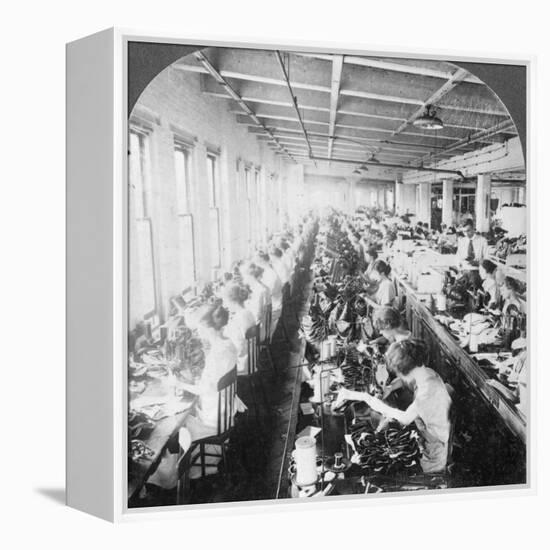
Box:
[240,324,271,420]
[176,366,238,504]
[259,303,276,372]
[279,273,303,344]
[244,324,260,376]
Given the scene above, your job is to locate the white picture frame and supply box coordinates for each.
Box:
[66,28,533,522]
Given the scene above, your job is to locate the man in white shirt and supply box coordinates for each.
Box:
[456,220,489,265]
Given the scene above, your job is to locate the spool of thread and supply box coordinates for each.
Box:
[334,452,343,469]
[311,368,322,402]
[327,335,338,357]
[321,367,332,402]
[311,366,331,404]
[295,436,318,487]
[320,340,331,361]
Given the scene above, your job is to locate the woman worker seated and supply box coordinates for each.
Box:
[367,307,413,405]
[499,276,522,316]
[222,283,257,375]
[177,302,240,477]
[364,260,396,308]
[479,259,500,309]
[361,246,379,287]
[240,261,271,341]
[255,251,283,337]
[369,306,412,347]
[334,339,452,474]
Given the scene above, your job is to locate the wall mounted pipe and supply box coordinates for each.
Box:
[195,51,296,163]
[309,156,465,178]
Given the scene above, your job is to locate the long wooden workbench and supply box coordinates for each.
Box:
[395,275,526,445]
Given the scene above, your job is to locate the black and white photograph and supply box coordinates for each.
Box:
[127,43,528,509]
[6,0,550,545]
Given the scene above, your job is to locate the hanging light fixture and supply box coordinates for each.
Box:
[359,163,369,171]
[352,168,362,175]
[413,105,444,131]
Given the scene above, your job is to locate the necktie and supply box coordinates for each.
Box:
[467,238,475,262]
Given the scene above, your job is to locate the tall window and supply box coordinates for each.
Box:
[257,169,268,244]
[207,153,221,269]
[253,169,261,247]
[174,143,196,290]
[244,166,253,255]
[129,128,158,326]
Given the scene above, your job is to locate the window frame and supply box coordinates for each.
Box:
[206,149,222,269]
[128,124,160,327]
[173,135,198,291]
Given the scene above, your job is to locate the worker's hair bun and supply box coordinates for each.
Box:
[198,302,230,331]
[243,262,264,280]
[386,338,427,375]
[257,251,270,263]
[223,282,251,305]
[374,306,401,330]
[373,259,391,276]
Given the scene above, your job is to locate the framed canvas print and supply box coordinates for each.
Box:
[66,28,532,522]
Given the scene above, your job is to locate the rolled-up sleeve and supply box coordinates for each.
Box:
[367,395,419,426]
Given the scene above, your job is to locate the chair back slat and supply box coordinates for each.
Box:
[245,324,260,376]
[216,366,238,436]
[263,303,272,344]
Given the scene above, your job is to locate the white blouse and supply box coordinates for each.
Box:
[272,257,291,285]
[245,280,270,324]
[261,266,283,311]
[374,277,396,307]
[368,366,451,473]
[195,338,238,428]
[224,308,256,374]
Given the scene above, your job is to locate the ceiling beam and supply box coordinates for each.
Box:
[257,127,464,155]
[246,125,473,154]
[258,134,438,158]
[328,55,344,160]
[193,51,295,162]
[309,155,465,177]
[235,112,327,126]
[273,143,426,161]
[339,88,421,105]
[292,52,483,84]
[176,63,508,116]
[230,107,496,133]
[235,113,465,142]
[344,56,483,84]
[275,51,316,161]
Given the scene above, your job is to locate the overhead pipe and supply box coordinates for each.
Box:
[420,120,516,163]
[309,155,465,178]
[275,51,316,165]
[195,51,296,163]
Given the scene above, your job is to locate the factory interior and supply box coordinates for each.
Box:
[127,47,527,507]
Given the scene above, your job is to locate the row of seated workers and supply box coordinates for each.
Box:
[135,213,318,502]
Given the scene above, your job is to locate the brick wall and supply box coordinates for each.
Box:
[128,65,305,328]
